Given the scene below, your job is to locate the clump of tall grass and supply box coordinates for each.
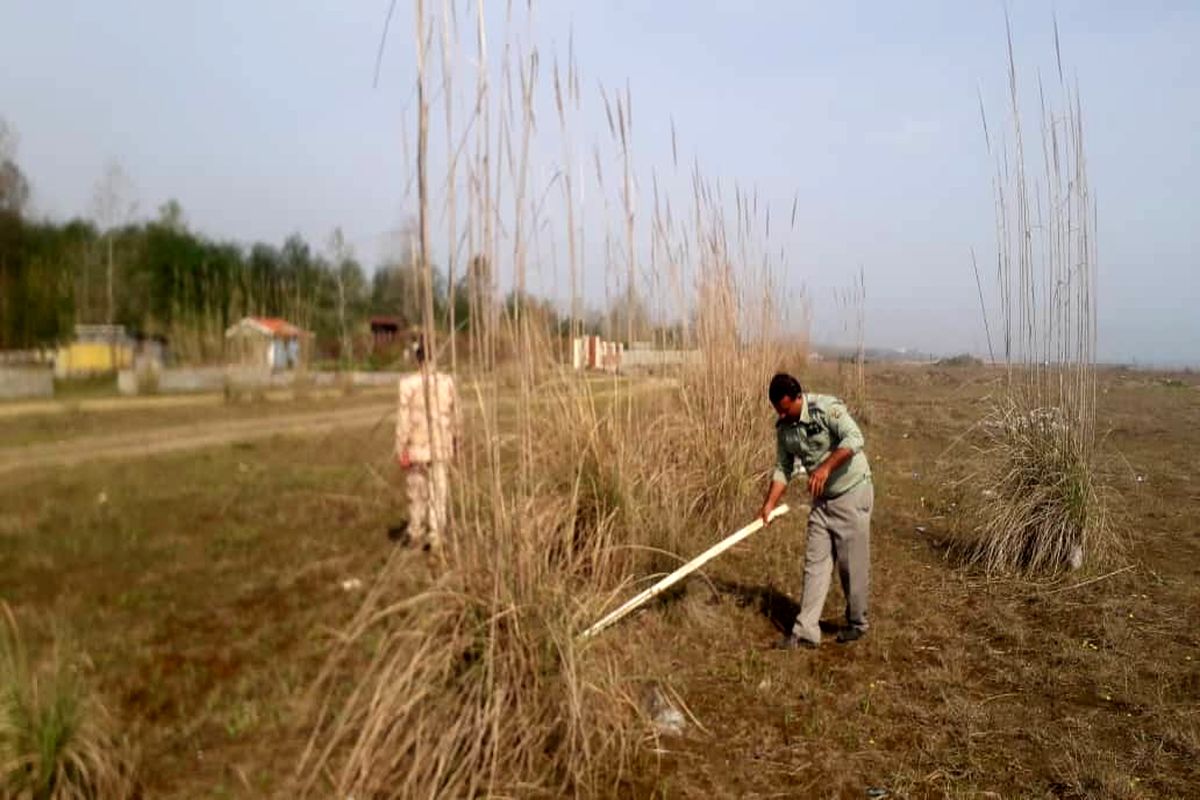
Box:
[298,507,637,796]
[959,400,1105,573]
[0,605,136,800]
[952,20,1112,575]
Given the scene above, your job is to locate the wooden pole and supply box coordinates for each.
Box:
[579,504,796,640]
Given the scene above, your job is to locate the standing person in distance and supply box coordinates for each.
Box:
[394,335,459,552]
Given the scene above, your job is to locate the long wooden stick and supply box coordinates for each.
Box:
[579,504,795,640]
[1042,563,1135,595]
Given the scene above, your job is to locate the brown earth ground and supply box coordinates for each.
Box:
[0,365,1196,798]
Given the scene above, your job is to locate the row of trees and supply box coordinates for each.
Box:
[0,122,505,363]
[0,118,679,365]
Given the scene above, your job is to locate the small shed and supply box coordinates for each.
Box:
[369,316,407,349]
[225,317,309,370]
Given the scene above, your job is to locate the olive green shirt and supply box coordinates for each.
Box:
[773,393,871,499]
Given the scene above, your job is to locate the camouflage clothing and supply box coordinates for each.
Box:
[396,370,459,546]
[396,370,459,463]
[406,462,449,547]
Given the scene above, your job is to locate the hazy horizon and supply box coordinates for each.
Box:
[2,1,1197,366]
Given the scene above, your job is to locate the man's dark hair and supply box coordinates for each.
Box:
[769,373,803,406]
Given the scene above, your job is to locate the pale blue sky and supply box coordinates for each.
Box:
[1,1,1197,364]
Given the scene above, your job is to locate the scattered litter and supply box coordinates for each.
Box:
[642,686,687,736]
[901,433,910,439]
[915,526,927,534]
[653,706,685,736]
[911,472,921,480]
[1068,545,1084,571]
[981,489,997,498]
[1135,475,1145,484]
[757,678,772,693]
[866,788,889,799]
[96,491,108,506]
[340,578,364,592]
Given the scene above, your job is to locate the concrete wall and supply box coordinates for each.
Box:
[620,349,703,371]
[349,371,402,387]
[119,366,229,395]
[162,366,232,394]
[0,367,54,400]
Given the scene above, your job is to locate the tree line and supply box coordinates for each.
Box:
[0,120,677,365]
[0,138,504,363]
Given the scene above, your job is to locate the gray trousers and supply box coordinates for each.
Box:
[792,480,873,644]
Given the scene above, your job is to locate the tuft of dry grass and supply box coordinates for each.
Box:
[954,19,1110,576]
[952,398,1114,574]
[0,604,136,800]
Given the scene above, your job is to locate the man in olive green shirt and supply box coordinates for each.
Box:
[759,373,874,648]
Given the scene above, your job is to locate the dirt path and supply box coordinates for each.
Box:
[0,402,395,475]
[0,377,675,475]
[0,387,365,420]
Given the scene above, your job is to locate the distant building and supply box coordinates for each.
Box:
[572,335,624,372]
[54,324,133,378]
[225,316,309,370]
[369,316,407,350]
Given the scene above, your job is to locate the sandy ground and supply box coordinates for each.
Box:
[1,366,1197,798]
[0,377,662,474]
[0,401,395,475]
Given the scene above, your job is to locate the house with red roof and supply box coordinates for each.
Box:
[225,316,310,370]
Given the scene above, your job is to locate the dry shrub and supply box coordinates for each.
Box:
[0,605,136,800]
[952,22,1111,576]
[297,384,643,798]
[952,398,1113,574]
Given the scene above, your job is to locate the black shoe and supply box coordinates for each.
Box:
[836,627,866,644]
[773,634,818,650]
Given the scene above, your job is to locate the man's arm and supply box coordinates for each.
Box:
[807,447,853,498]
[396,380,413,467]
[760,437,794,524]
[807,400,865,497]
[760,479,788,525]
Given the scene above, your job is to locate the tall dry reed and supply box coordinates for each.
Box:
[953,19,1110,575]
[297,1,805,796]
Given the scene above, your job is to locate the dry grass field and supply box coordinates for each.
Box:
[1,363,1196,798]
